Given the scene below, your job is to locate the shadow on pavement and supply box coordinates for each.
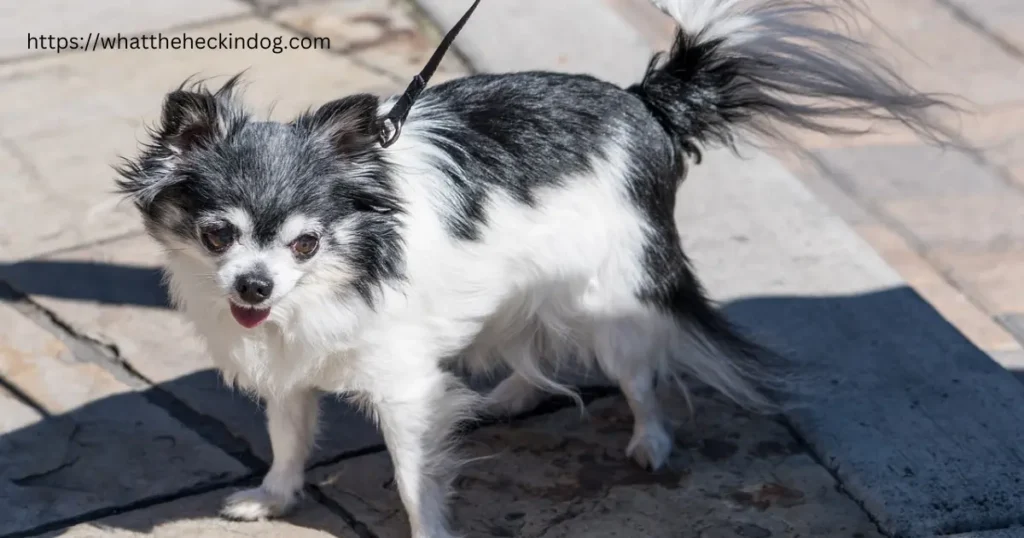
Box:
[2,259,1024,536]
[0,261,170,309]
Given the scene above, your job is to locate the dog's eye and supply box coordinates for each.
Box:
[200,224,234,253]
[291,234,320,259]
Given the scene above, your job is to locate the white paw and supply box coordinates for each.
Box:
[626,424,673,471]
[220,487,300,521]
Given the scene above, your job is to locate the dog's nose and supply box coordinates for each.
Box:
[235,275,273,304]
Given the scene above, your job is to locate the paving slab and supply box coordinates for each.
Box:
[943,0,1024,52]
[929,248,1024,316]
[416,0,651,87]
[272,0,469,82]
[0,0,249,62]
[880,193,1024,249]
[956,105,1024,190]
[0,234,384,468]
[0,303,249,536]
[312,395,883,538]
[0,16,405,262]
[41,486,359,538]
[808,144,1009,200]
[851,0,1024,107]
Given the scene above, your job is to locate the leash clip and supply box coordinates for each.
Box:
[376,0,481,148]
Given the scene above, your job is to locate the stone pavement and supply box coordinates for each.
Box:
[1,1,1024,537]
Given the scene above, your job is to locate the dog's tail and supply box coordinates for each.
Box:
[629,0,955,154]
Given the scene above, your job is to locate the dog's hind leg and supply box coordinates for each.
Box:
[592,314,675,470]
[590,239,775,471]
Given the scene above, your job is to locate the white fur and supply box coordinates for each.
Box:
[165,132,693,536]
[160,2,786,536]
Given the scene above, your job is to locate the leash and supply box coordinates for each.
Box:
[377,0,482,148]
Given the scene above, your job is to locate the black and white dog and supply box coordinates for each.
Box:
[116,0,946,536]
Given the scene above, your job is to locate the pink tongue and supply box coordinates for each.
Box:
[230,303,271,328]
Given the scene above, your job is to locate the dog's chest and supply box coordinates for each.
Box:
[201,315,355,395]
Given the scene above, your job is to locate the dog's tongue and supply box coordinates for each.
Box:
[230,303,271,328]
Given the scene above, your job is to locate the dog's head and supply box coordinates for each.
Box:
[117,76,404,328]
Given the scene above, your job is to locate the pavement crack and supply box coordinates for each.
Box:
[0,474,258,538]
[0,279,267,472]
[305,484,381,538]
[0,280,141,388]
[0,375,50,418]
[774,416,892,537]
[933,0,1024,62]
[26,230,146,261]
[11,455,80,487]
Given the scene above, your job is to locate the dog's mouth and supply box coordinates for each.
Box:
[229,303,271,328]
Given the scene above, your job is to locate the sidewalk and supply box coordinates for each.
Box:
[1,1,1023,537]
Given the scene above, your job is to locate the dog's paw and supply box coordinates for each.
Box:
[220,487,299,521]
[626,424,673,471]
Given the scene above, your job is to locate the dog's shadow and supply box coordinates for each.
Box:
[1,259,1020,536]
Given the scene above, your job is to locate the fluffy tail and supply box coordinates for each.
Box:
[630,0,955,154]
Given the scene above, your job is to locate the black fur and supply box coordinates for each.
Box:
[116,78,405,304]
[411,72,670,240]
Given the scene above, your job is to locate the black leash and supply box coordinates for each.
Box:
[377,0,482,148]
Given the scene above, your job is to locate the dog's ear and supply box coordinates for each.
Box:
[116,77,246,210]
[158,75,246,155]
[158,90,227,154]
[298,94,381,159]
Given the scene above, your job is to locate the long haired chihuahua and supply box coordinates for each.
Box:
[117,0,949,536]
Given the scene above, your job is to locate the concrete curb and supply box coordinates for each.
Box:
[415,0,1024,536]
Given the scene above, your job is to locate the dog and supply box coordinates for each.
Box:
[115,0,949,536]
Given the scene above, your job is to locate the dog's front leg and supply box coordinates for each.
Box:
[373,368,466,538]
[222,389,320,520]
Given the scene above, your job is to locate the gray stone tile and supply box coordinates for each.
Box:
[273,0,469,81]
[853,0,1024,107]
[810,144,1009,201]
[930,249,1024,315]
[0,304,249,536]
[0,121,144,263]
[46,486,359,537]
[882,193,1024,248]
[312,395,882,538]
[945,0,1024,51]
[417,0,652,87]
[782,152,875,227]
[0,0,249,61]
[0,234,383,467]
